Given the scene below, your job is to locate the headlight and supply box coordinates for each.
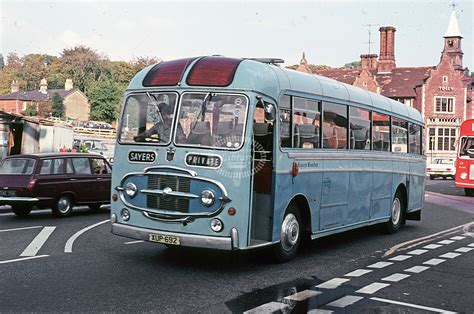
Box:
[201,190,215,206]
[460,172,468,179]
[125,183,137,197]
[210,218,223,232]
[121,208,130,221]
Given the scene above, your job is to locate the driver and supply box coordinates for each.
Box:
[136,102,186,143]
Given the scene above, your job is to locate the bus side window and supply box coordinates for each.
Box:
[409,123,422,154]
[349,107,371,150]
[293,98,320,149]
[322,102,347,149]
[392,118,408,153]
[373,113,391,151]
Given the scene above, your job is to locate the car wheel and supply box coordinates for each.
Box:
[88,204,102,212]
[273,204,301,263]
[465,188,474,197]
[429,175,435,180]
[52,195,74,217]
[11,205,32,218]
[385,191,404,234]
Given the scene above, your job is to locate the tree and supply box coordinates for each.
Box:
[131,56,159,74]
[22,103,38,116]
[88,79,126,123]
[343,61,361,68]
[20,54,51,90]
[52,93,64,118]
[0,54,4,70]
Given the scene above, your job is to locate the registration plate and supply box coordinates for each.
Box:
[148,233,180,245]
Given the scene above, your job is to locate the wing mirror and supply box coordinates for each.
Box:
[263,103,275,122]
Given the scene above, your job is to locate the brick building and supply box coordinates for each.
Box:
[0,79,90,121]
[294,9,473,162]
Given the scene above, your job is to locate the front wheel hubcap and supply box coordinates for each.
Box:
[391,198,401,225]
[281,213,299,252]
[58,198,71,213]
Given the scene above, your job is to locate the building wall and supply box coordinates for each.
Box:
[63,91,90,120]
[353,69,379,93]
[0,100,23,114]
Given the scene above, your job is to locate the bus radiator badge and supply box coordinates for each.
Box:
[166,147,176,162]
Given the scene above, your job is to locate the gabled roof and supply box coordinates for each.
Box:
[378,67,432,97]
[0,88,79,101]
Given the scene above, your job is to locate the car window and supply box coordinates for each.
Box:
[91,158,108,174]
[52,159,65,174]
[72,157,92,174]
[66,159,74,174]
[40,159,52,174]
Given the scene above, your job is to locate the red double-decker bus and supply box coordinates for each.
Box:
[455,119,474,196]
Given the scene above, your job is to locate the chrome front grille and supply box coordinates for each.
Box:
[146,175,190,212]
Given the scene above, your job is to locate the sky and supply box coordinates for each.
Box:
[0,0,472,70]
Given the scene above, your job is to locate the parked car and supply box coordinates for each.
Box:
[73,139,115,164]
[426,158,456,180]
[0,153,112,217]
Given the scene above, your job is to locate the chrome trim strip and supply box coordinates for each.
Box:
[0,197,39,202]
[144,165,197,177]
[275,168,425,177]
[142,211,194,224]
[239,240,278,250]
[320,201,349,208]
[231,227,239,249]
[287,151,425,162]
[140,189,200,199]
[111,223,232,250]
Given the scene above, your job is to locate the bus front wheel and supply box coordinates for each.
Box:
[385,191,404,234]
[273,205,301,262]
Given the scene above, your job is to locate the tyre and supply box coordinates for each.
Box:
[465,188,474,197]
[273,204,301,262]
[429,175,435,180]
[52,195,74,217]
[88,204,102,212]
[385,191,404,234]
[11,205,32,218]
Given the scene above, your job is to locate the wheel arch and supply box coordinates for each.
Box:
[395,183,408,213]
[286,194,312,234]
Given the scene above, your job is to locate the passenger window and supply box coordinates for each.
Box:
[72,158,92,174]
[349,107,371,150]
[52,159,65,174]
[91,158,108,174]
[373,113,391,151]
[293,98,321,149]
[323,102,348,149]
[39,159,52,174]
[66,159,74,174]
[392,118,408,153]
[409,124,422,155]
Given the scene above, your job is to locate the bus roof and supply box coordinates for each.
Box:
[128,57,423,124]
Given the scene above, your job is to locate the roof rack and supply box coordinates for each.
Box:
[244,58,285,66]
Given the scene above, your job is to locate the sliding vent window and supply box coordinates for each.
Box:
[349,107,371,150]
[293,98,321,149]
[392,118,408,153]
[279,95,292,148]
[323,102,347,149]
[373,113,391,151]
[409,124,422,155]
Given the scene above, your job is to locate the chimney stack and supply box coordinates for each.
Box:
[378,26,396,73]
[10,80,19,93]
[39,78,48,94]
[360,54,378,70]
[64,79,73,91]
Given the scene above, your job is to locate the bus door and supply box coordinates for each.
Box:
[250,100,275,243]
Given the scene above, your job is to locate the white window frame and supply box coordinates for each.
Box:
[434,96,455,114]
[428,126,457,152]
[442,76,448,83]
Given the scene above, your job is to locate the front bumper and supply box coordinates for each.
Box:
[111,221,239,250]
[0,196,39,204]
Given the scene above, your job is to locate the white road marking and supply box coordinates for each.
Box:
[0,255,49,264]
[405,265,430,273]
[439,252,461,259]
[438,240,455,245]
[449,236,466,240]
[423,258,446,266]
[367,261,393,269]
[315,278,350,289]
[455,247,474,253]
[307,309,333,314]
[356,282,390,295]
[382,273,411,282]
[408,249,428,255]
[327,295,363,308]
[243,301,289,314]
[383,222,470,257]
[423,244,443,249]
[284,289,321,301]
[344,269,373,277]
[389,255,412,261]
[20,227,56,257]
[0,226,43,233]
[124,240,145,245]
[468,243,474,247]
[64,219,110,253]
[370,297,457,313]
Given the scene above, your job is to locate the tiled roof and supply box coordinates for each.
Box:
[313,68,363,85]
[379,67,432,97]
[0,88,78,101]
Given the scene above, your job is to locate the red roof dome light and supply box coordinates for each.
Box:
[143,58,196,87]
[186,56,242,87]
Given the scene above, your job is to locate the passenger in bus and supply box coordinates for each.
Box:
[135,102,186,143]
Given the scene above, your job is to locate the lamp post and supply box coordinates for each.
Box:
[430,137,435,163]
